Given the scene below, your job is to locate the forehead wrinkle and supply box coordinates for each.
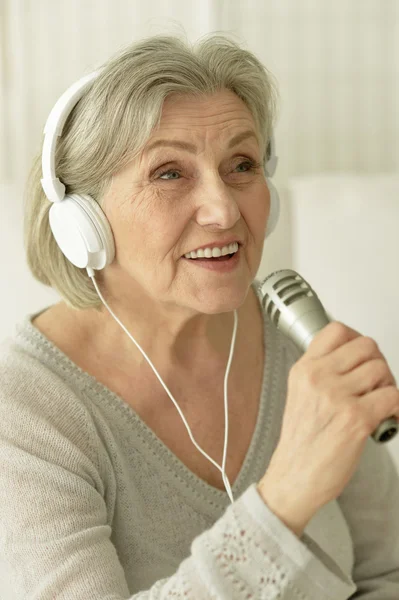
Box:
[144,97,259,154]
[144,128,259,156]
[136,94,261,171]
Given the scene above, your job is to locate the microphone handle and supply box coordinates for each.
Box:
[300,320,398,445]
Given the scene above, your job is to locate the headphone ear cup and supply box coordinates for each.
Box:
[49,193,115,270]
[265,177,280,239]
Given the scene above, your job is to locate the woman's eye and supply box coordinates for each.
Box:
[234,160,259,173]
[157,160,259,181]
[159,169,181,180]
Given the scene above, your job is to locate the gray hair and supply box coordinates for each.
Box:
[24,31,279,310]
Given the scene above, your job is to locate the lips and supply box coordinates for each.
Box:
[182,245,241,271]
[182,240,241,258]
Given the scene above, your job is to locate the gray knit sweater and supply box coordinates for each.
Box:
[1,290,399,598]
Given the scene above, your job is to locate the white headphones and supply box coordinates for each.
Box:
[41,70,280,272]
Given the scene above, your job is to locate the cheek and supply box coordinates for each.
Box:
[242,186,270,239]
[130,202,190,264]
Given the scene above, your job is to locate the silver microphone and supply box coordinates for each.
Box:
[260,269,398,444]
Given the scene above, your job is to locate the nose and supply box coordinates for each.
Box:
[194,173,241,231]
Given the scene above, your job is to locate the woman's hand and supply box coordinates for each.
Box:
[257,321,399,537]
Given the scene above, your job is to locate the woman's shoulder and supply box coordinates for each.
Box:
[0,309,92,422]
[0,328,107,509]
[0,314,105,473]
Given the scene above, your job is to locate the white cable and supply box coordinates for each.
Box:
[221,309,238,502]
[87,268,237,504]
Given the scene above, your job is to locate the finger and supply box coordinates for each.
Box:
[327,335,384,375]
[342,358,397,396]
[359,385,399,427]
[305,321,362,359]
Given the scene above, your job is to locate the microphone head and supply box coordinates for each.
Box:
[259,269,330,351]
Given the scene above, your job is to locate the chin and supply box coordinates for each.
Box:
[190,282,251,315]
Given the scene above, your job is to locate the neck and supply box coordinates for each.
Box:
[65,284,257,377]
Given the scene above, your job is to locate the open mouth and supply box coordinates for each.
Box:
[184,252,237,262]
[182,246,241,271]
[183,250,238,263]
[181,239,242,274]
[183,242,240,262]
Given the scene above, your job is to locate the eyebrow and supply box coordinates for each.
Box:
[144,129,259,154]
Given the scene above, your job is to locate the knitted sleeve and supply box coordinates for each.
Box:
[336,437,399,598]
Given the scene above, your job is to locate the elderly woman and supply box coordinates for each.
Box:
[1,33,399,599]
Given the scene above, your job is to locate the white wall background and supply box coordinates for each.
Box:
[1,1,399,460]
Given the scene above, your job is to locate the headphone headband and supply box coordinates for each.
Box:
[41,71,101,203]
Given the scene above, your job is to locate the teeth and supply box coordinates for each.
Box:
[184,242,239,259]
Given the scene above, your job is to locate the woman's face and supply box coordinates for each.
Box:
[102,89,270,315]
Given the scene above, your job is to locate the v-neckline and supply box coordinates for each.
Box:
[21,283,277,511]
